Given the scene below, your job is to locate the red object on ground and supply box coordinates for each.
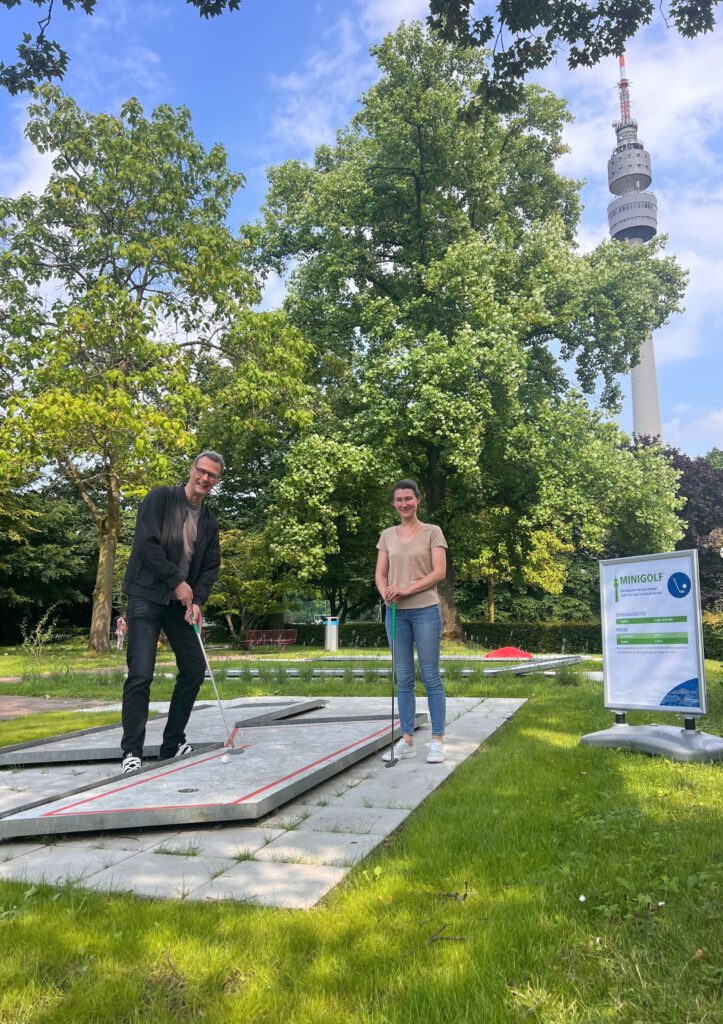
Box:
[483,646,533,660]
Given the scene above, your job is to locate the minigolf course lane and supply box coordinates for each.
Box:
[0,713,407,840]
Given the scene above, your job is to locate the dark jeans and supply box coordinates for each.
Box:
[121,596,206,759]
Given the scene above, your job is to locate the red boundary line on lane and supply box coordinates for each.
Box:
[44,749,237,815]
[41,720,398,818]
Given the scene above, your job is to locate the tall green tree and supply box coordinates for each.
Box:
[259,24,686,635]
[0,87,307,651]
[264,435,388,622]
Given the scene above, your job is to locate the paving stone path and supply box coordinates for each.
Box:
[0,696,524,908]
[0,696,113,719]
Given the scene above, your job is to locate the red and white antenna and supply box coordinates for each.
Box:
[617,53,632,123]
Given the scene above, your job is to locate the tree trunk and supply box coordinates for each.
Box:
[224,612,237,639]
[439,551,465,640]
[424,453,464,640]
[88,489,121,652]
[487,577,495,623]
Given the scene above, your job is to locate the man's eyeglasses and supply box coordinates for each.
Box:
[194,467,221,482]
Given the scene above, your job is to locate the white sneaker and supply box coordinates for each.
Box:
[426,740,445,764]
[174,743,194,759]
[382,737,416,762]
[121,753,142,775]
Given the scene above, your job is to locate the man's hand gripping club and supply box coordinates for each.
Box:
[173,581,202,628]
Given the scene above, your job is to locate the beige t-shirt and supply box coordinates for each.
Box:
[377,523,448,609]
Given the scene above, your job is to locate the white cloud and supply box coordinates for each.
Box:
[0,104,53,198]
[61,0,171,111]
[70,44,170,113]
[358,0,428,38]
[269,17,372,155]
[266,1,433,159]
[665,406,723,455]
[259,270,288,312]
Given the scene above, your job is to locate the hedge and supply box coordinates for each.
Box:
[461,621,601,654]
[703,620,723,661]
[232,619,723,660]
[456,621,723,659]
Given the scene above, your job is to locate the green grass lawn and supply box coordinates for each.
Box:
[0,658,720,1023]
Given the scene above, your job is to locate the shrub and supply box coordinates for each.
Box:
[462,621,602,654]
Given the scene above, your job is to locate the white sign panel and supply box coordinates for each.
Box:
[599,550,707,714]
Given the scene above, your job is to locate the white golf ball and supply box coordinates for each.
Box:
[221,754,229,763]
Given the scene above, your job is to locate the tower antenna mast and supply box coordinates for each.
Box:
[606,53,662,440]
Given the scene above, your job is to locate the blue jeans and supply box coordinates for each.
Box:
[386,604,445,737]
[121,596,206,759]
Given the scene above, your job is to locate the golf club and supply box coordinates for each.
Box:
[385,601,398,767]
[189,615,243,757]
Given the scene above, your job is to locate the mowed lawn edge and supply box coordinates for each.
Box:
[0,663,720,1024]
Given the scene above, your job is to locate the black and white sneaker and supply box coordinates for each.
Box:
[121,753,142,775]
[174,743,194,759]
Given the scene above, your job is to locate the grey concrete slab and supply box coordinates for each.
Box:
[88,850,235,899]
[0,715,406,839]
[194,861,348,909]
[0,697,324,766]
[0,840,46,862]
[0,765,120,815]
[0,846,139,885]
[292,805,410,835]
[326,765,444,808]
[482,656,581,676]
[57,830,185,853]
[255,830,383,866]
[141,826,285,860]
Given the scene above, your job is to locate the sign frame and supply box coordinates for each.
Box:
[599,549,707,715]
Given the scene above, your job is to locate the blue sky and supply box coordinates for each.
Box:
[1,0,721,456]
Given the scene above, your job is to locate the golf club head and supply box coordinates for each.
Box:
[384,755,398,767]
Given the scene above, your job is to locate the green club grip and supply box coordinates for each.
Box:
[390,601,396,639]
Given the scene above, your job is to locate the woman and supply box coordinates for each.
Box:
[375,479,448,763]
[115,614,127,651]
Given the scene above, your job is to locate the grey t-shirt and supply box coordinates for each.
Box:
[177,503,202,583]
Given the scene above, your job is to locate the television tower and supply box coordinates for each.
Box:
[607,54,662,439]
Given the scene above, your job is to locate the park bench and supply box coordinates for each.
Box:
[241,628,298,648]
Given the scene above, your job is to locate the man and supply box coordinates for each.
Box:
[119,451,224,774]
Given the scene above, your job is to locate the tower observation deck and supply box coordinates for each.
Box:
[607,55,662,438]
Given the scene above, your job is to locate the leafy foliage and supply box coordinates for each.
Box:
[428,1,720,111]
[0,482,95,642]
[665,445,723,609]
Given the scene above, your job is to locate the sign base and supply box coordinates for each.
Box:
[580,723,723,762]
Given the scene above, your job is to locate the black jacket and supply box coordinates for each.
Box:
[123,485,220,606]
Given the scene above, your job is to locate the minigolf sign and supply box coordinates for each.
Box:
[599,550,707,715]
